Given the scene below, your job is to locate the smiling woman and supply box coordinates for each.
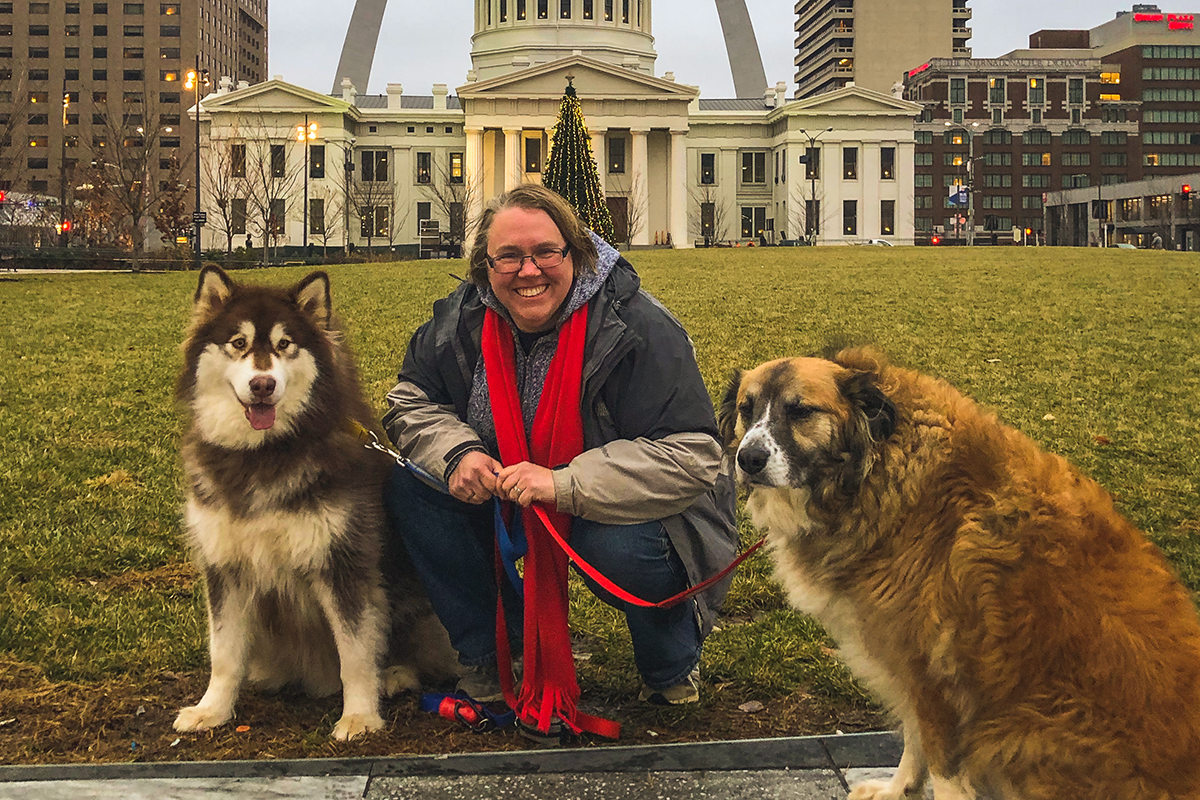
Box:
[381,182,739,743]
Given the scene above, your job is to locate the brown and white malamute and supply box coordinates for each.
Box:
[720,346,1200,800]
[174,266,455,740]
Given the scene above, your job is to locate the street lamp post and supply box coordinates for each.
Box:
[185,61,210,271]
[798,127,833,245]
[945,121,979,246]
[296,117,318,251]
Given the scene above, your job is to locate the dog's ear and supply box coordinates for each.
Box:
[717,369,743,447]
[295,271,332,326]
[840,370,897,442]
[194,265,233,316]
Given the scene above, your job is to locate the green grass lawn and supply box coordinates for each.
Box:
[1,246,1197,718]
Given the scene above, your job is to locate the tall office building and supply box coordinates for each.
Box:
[794,0,971,98]
[0,0,267,209]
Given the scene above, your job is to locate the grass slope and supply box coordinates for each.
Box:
[0,247,1196,760]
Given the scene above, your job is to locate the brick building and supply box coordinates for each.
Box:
[0,0,267,224]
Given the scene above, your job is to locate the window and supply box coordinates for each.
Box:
[1061,129,1089,145]
[363,150,389,182]
[950,77,966,104]
[991,108,1003,125]
[1028,78,1044,106]
[29,2,48,12]
[160,70,176,81]
[1070,108,1082,125]
[124,46,143,58]
[67,2,81,11]
[1022,152,1051,167]
[124,25,144,37]
[1063,174,1090,189]
[699,202,715,238]
[561,0,570,18]
[160,46,179,59]
[95,3,109,11]
[983,174,1012,188]
[880,200,894,236]
[124,3,144,13]
[28,134,48,147]
[914,152,933,166]
[160,136,179,148]
[1023,129,1050,146]
[842,200,857,236]
[1062,153,1090,166]
[1101,152,1126,167]
[499,0,507,21]
[269,198,285,235]
[803,147,820,179]
[740,206,766,238]
[65,47,80,58]
[1068,78,1084,105]
[699,152,715,184]
[94,25,108,36]
[880,147,895,180]
[516,0,526,20]
[231,143,245,177]
[28,48,49,59]
[537,0,547,19]
[93,68,108,80]
[29,68,49,80]
[161,3,179,13]
[360,205,388,238]
[981,196,1012,209]
[608,135,625,173]
[1022,195,1043,210]
[415,151,431,183]
[1031,108,1042,124]
[64,69,79,81]
[28,156,49,169]
[309,144,324,179]
[842,146,858,180]
[583,0,592,19]
[915,131,932,145]
[983,152,1011,166]
[417,201,432,232]
[231,198,247,234]
[983,129,1011,145]
[94,46,107,58]
[28,25,49,36]
[1022,174,1049,188]
[449,152,463,184]
[915,174,933,188]
[952,108,964,125]
[309,198,324,234]
[159,91,178,103]
[604,0,613,20]
[123,69,143,81]
[524,138,541,173]
[1100,131,1126,146]
[988,77,1005,105]
[741,151,766,184]
[270,143,285,178]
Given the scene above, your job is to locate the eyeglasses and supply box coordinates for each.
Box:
[485,245,570,274]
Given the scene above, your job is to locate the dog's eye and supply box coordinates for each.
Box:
[230,336,248,351]
[785,402,815,421]
[276,338,291,351]
[738,398,755,420]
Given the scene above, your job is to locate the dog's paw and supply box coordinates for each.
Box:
[381,665,421,697]
[331,712,385,741]
[174,704,232,733]
[848,779,907,800]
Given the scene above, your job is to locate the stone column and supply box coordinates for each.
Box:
[631,127,650,245]
[668,129,690,248]
[465,125,485,231]
[590,128,607,196]
[503,127,522,191]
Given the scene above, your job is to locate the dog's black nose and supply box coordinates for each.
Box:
[250,375,276,398]
[737,443,769,475]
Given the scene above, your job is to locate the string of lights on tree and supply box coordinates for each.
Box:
[542,77,616,246]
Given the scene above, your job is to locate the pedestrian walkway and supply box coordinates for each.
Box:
[0,732,906,799]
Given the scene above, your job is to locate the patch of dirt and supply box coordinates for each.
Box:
[0,660,889,765]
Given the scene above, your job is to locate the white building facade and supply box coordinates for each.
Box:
[195,0,921,251]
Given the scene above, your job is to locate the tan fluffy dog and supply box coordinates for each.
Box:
[719,346,1200,800]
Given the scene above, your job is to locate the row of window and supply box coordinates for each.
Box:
[489,0,640,25]
[1144,109,1200,123]
[946,77,1090,106]
[703,199,897,240]
[0,45,182,60]
[218,199,462,242]
[726,146,897,185]
[1142,46,1200,60]
[1143,67,1200,80]
[0,3,180,13]
[1142,88,1200,102]
[2,22,182,36]
[224,143,469,185]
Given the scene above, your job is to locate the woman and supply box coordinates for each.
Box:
[383,184,737,740]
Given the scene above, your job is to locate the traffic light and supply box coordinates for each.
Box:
[61,219,71,231]
[0,189,6,203]
[931,235,941,245]
[1184,184,1192,196]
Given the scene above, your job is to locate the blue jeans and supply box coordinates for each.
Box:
[384,464,703,691]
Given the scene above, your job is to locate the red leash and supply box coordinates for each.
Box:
[532,504,767,609]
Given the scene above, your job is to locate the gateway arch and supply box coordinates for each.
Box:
[332,0,769,98]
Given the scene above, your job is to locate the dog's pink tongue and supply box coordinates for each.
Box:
[246,403,276,430]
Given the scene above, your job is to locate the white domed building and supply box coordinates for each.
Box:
[197,0,921,251]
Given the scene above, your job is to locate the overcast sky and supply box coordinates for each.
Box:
[269,1,1126,98]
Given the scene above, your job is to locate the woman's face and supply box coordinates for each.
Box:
[486,206,574,333]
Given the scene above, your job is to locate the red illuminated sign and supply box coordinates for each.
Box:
[1134,11,1194,28]
[907,62,931,79]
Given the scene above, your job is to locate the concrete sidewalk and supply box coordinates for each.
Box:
[0,732,908,799]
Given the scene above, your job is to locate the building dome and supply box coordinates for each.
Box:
[470,0,657,82]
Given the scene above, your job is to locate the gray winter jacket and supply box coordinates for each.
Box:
[383,250,739,634]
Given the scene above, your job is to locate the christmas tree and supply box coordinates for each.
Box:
[543,77,616,246]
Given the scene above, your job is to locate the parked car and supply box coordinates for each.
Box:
[864,238,895,246]
[1110,242,1138,249]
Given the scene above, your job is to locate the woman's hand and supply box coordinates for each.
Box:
[448,451,502,504]
[496,462,556,508]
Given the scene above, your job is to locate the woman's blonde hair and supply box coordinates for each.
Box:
[467,184,599,287]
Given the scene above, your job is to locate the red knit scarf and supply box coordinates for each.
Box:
[482,304,619,739]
